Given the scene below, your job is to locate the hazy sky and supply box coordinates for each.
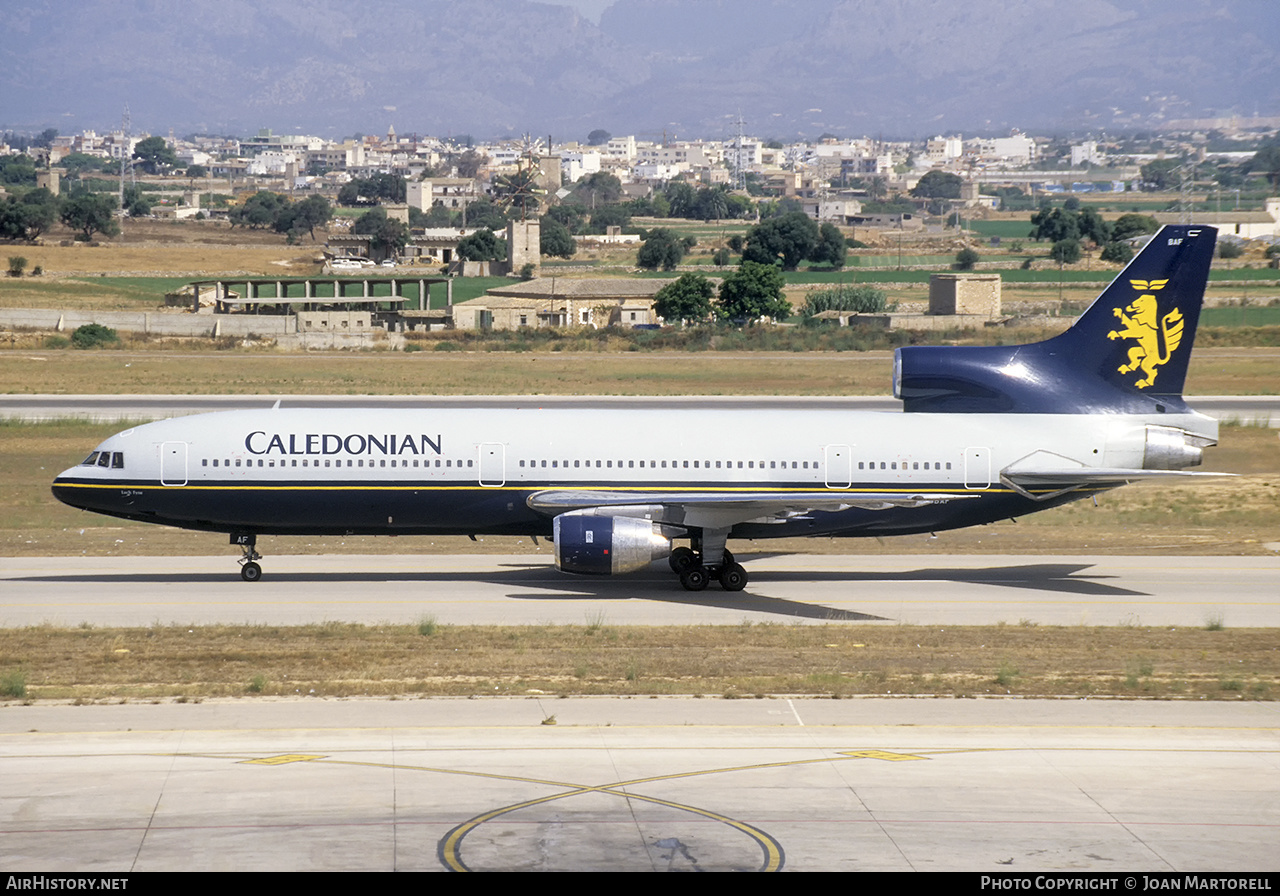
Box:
[2,0,1277,140]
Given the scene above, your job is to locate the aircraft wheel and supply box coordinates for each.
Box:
[679,567,709,592]
[669,547,698,573]
[719,563,748,592]
[240,562,263,583]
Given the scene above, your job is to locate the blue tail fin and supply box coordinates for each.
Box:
[894,225,1217,414]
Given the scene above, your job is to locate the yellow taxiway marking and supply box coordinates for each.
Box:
[221,746,933,872]
[238,753,326,765]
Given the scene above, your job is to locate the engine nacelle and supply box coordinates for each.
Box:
[1143,424,1211,470]
[553,512,671,576]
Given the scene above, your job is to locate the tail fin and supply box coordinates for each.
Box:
[895,225,1217,414]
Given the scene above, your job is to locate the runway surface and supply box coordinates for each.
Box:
[3,553,1278,628]
[2,698,1276,872]
[3,393,1278,425]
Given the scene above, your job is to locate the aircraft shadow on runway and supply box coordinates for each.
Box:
[19,559,1147,622]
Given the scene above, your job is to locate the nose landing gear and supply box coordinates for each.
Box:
[232,533,263,582]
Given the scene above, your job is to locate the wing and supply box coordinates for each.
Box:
[527,488,979,530]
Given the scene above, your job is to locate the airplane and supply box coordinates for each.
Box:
[53,224,1223,591]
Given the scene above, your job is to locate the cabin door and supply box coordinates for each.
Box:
[160,441,188,487]
[963,447,991,489]
[478,443,505,487]
[824,444,852,489]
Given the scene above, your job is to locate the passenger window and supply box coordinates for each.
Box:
[202,459,208,467]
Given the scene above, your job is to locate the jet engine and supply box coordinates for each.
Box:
[1143,425,1212,470]
[553,511,671,575]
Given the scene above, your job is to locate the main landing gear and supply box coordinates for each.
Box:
[668,535,748,593]
[232,533,263,582]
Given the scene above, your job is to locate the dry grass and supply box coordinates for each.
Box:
[1,622,1274,701]
[3,346,1280,396]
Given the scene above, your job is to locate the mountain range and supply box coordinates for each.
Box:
[2,0,1277,141]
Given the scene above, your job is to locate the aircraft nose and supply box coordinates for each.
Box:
[51,466,90,509]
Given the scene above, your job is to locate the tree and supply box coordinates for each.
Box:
[741,211,819,271]
[587,129,612,146]
[230,191,285,229]
[637,228,686,271]
[587,205,630,233]
[1246,146,1280,190]
[910,170,962,199]
[8,256,27,277]
[456,228,506,262]
[718,261,790,322]
[1077,207,1112,245]
[573,172,622,207]
[454,149,486,179]
[1140,159,1182,191]
[1099,241,1134,265]
[59,192,119,240]
[955,247,980,270]
[353,207,411,258]
[461,196,508,231]
[59,153,107,178]
[1029,207,1081,243]
[545,204,587,234]
[132,136,178,175]
[539,217,575,258]
[0,154,38,186]
[123,184,152,217]
[282,194,331,241]
[812,223,847,269]
[1050,238,1081,264]
[0,188,58,241]
[653,273,715,324]
[663,182,697,219]
[1111,213,1158,241]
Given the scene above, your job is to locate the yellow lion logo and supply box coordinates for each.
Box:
[1107,279,1183,389]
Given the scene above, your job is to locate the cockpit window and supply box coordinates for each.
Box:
[84,451,124,468]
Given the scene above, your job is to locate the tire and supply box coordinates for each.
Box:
[719,563,748,592]
[669,546,698,573]
[240,561,262,583]
[679,567,709,592]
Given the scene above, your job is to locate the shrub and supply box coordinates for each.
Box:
[1217,242,1243,259]
[1100,241,1134,264]
[955,247,980,270]
[1050,239,1082,264]
[71,323,119,349]
[7,256,27,277]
